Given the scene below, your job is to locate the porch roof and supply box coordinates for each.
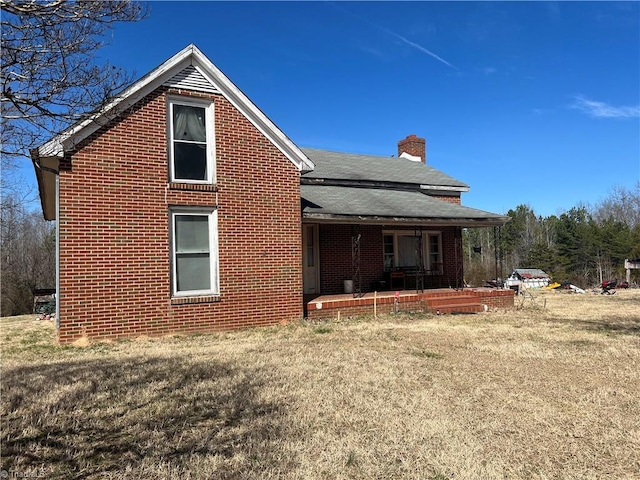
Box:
[301,185,509,227]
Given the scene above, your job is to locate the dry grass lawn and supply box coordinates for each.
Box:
[1,289,639,479]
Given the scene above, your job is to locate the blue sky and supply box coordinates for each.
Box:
[28,1,640,217]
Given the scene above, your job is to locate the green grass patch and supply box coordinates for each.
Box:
[313,326,333,334]
[411,349,443,359]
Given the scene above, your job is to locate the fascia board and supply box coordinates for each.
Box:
[302,213,510,227]
[420,184,470,192]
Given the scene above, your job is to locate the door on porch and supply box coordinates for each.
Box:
[302,224,320,294]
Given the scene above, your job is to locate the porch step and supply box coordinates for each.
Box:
[426,294,483,314]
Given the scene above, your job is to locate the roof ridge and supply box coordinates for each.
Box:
[301,146,394,160]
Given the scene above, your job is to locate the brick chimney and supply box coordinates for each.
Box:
[397,134,426,163]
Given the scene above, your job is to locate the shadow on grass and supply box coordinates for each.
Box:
[554,316,640,336]
[2,355,294,479]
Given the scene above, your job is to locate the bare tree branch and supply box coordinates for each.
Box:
[0,0,147,204]
[592,182,640,230]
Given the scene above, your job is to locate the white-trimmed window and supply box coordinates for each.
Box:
[168,97,215,183]
[427,233,442,272]
[382,230,442,271]
[171,209,219,296]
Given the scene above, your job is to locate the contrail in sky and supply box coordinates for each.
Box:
[327,1,457,70]
[571,95,640,119]
[379,26,457,70]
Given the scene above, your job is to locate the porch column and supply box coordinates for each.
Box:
[351,225,363,298]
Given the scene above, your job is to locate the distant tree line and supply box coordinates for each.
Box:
[463,183,640,288]
[1,183,638,316]
[1,195,55,316]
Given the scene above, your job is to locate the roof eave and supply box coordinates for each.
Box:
[301,178,467,192]
[30,150,58,220]
[420,184,470,193]
[302,213,510,227]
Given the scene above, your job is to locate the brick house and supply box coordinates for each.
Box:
[33,45,510,342]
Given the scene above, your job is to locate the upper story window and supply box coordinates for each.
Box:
[168,97,215,183]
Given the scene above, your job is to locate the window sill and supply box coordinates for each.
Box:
[171,295,221,305]
[169,182,218,192]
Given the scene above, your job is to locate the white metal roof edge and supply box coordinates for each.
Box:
[189,46,314,173]
[420,184,470,193]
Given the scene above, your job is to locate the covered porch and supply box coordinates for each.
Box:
[303,222,467,297]
[301,190,510,298]
[300,161,511,301]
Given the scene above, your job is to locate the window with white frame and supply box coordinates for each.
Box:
[171,209,219,296]
[427,233,442,272]
[383,234,394,270]
[168,97,215,183]
[382,231,442,271]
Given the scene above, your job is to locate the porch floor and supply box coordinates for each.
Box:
[305,288,514,319]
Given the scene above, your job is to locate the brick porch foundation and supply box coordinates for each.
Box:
[306,288,514,320]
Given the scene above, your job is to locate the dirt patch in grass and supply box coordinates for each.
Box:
[1,290,639,479]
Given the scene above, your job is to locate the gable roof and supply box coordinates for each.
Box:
[301,148,468,191]
[32,44,315,219]
[35,44,313,172]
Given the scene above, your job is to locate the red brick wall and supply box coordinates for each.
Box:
[477,289,515,309]
[431,194,461,205]
[57,87,302,342]
[317,224,463,294]
[441,226,462,288]
[306,289,514,321]
[317,224,384,294]
[307,300,426,320]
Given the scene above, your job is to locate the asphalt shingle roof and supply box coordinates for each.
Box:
[301,148,468,189]
[301,185,508,226]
